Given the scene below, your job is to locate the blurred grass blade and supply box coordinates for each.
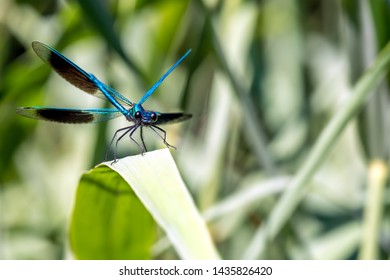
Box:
[203,176,289,222]
[104,149,220,260]
[77,0,145,81]
[304,221,362,260]
[70,165,156,259]
[359,160,388,259]
[250,40,390,258]
[196,0,275,173]
[369,0,390,48]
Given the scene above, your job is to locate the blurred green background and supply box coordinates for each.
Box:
[1,0,390,259]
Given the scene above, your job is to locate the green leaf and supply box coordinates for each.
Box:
[103,149,220,260]
[69,164,156,259]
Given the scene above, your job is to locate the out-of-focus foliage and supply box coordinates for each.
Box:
[1,0,390,260]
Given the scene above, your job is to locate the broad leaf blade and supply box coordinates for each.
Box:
[70,165,156,259]
[104,149,220,260]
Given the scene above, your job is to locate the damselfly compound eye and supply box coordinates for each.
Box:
[151,112,158,122]
[135,111,142,119]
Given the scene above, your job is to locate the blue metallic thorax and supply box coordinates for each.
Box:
[131,104,144,115]
[128,103,159,125]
